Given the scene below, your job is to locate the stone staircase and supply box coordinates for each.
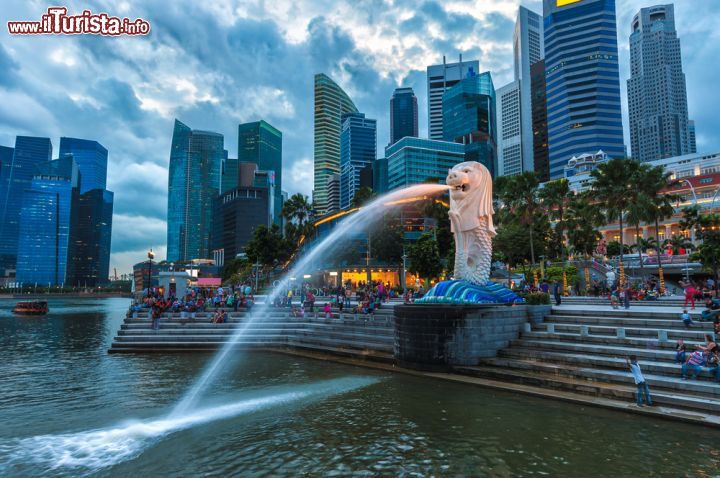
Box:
[109,307,395,362]
[457,307,719,417]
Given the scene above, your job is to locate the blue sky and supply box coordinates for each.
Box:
[1,0,718,275]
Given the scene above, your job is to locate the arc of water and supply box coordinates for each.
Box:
[171,184,450,416]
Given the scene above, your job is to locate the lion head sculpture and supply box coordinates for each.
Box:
[446,161,496,235]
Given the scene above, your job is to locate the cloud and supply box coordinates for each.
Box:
[0,0,718,276]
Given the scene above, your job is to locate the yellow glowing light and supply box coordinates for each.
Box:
[557,0,582,6]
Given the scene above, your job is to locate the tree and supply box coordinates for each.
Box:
[690,213,720,294]
[352,187,376,208]
[664,234,693,255]
[590,158,642,269]
[221,256,251,282]
[565,194,603,258]
[539,178,572,261]
[282,193,314,240]
[406,232,443,288]
[495,172,543,267]
[369,213,404,265]
[606,241,631,258]
[245,224,293,269]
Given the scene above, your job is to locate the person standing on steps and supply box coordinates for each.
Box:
[626,355,652,407]
[552,280,562,306]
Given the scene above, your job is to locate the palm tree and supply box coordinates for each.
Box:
[590,158,642,273]
[566,193,604,258]
[281,193,314,239]
[664,234,693,255]
[495,172,542,267]
[641,165,680,287]
[539,178,572,261]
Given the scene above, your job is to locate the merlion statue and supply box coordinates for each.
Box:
[446,161,495,285]
[415,161,523,304]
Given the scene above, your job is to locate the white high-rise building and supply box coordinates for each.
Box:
[426,56,479,141]
[496,81,522,177]
[628,4,693,162]
[497,6,544,177]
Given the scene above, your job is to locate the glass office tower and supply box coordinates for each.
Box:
[58,137,108,193]
[313,73,358,216]
[443,72,497,177]
[340,112,377,209]
[237,120,282,224]
[68,189,114,287]
[390,88,418,145]
[16,156,79,286]
[543,0,625,178]
[167,119,223,262]
[385,137,465,191]
[0,136,53,275]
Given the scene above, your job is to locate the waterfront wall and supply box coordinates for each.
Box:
[394,304,548,371]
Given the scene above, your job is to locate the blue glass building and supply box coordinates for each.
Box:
[238,121,282,225]
[385,137,465,191]
[442,71,497,177]
[0,137,52,276]
[167,119,224,262]
[16,156,79,286]
[390,87,418,144]
[339,113,377,209]
[58,137,108,193]
[68,189,114,287]
[543,0,626,179]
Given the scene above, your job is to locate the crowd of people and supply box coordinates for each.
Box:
[132,284,255,329]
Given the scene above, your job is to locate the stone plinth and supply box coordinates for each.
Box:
[394,304,536,371]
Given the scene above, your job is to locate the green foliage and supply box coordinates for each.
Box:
[664,234,693,255]
[565,193,603,258]
[407,232,443,287]
[606,241,631,257]
[352,186,376,208]
[221,257,251,282]
[518,292,551,305]
[369,213,404,264]
[690,213,720,289]
[245,224,293,268]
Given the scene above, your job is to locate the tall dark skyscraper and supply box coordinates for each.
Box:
[167,119,223,262]
[340,112,377,209]
[628,4,693,162]
[68,189,114,287]
[0,136,52,276]
[238,120,282,225]
[389,87,418,145]
[442,72,497,177]
[531,60,550,182]
[16,156,79,286]
[543,0,625,178]
[58,137,108,193]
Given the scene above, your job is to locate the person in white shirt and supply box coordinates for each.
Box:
[626,355,652,407]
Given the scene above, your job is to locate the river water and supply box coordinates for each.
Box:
[0,297,718,477]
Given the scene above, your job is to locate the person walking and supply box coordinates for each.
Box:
[626,355,652,407]
[621,284,631,309]
[684,283,697,310]
[552,280,562,306]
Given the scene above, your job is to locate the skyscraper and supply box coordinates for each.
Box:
[314,74,358,216]
[237,120,282,223]
[514,6,544,173]
[442,72,497,177]
[496,81,522,176]
[688,120,697,153]
[16,156,79,286]
[58,137,108,193]
[68,189,114,287]
[390,87,418,144]
[340,113,377,209]
[385,137,465,191]
[0,136,52,276]
[628,4,693,162]
[543,0,625,178]
[531,60,550,181]
[427,57,480,140]
[167,119,223,262]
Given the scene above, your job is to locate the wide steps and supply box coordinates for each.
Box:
[544,314,713,330]
[512,338,679,362]
[456,365,720,413]
[482,357,720,398]
[534,323,712,341]
[521,331,702,351]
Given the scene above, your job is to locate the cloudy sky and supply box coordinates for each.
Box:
[1,0,718,275]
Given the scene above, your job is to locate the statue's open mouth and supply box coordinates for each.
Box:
[453,184,468,192]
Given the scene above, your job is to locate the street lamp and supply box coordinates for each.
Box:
[147,248,155,296]
[709,186,720,211]
[680,179,697,205]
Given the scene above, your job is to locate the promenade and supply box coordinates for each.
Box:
[109,298,720,428]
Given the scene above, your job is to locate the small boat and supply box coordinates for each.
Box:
[12,301,49,315]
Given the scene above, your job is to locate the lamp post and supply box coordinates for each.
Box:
[147,248,155,296]
[401,251,408,291]
[709,186,720,211]
[680,179,697,205]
